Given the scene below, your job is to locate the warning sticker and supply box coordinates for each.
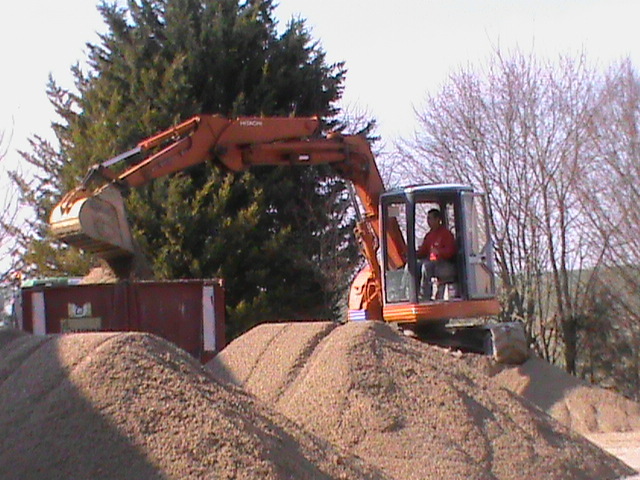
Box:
[61,317,102,333]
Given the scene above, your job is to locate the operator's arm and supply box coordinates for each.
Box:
[416,233,430,259]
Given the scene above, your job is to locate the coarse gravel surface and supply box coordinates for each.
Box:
[5,320,640,480]
[209,320,637,480]
[0,328,389,480]
[483,354,640,434]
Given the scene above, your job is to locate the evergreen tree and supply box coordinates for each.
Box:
[14,0,360,339]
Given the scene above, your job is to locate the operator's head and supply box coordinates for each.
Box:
[427,209,442,230]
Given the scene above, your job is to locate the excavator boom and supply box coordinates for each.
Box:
[51,115,322,260]
[50,115,405,312]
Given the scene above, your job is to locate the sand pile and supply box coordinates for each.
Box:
[0,328,388,480]
[485,355,640,434]
[80,265,118,283]
[209,321,635,480]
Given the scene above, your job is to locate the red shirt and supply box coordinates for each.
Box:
[417,225,457,261]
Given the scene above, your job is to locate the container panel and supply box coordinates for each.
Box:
[131,282,203,359]
[19,279,225,362]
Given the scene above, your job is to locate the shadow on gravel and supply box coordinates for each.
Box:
[0,329,168,480]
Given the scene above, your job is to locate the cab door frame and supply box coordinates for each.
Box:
[460,191,497,299]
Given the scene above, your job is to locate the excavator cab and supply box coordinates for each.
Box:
[380,184,501,325]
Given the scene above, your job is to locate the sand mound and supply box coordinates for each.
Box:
[211,321,338,401]
[0,330,387,480]
[209,321,635,480]
[80,265,118,283]
[487,355,640,434]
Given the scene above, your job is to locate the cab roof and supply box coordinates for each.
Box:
[381,184,475,202]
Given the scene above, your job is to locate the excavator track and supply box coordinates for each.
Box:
[406,320,529,364]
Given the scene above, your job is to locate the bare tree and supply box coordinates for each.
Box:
[397,50,606,370]
[577,60,640,391]
[0,128,23,326]
[585,60,640,280]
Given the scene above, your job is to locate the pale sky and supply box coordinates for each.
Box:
[1,0,639,180]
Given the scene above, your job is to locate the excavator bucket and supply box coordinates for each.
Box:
[49,184,135,260]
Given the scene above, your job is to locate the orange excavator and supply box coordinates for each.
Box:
[50,115,527,362]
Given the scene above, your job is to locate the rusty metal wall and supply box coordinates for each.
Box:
[20,279,225,362]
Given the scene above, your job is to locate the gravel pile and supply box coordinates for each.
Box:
[209,321,635,480]
[487,355,640,434]
[0,328,388,480]
[79,265,118,283]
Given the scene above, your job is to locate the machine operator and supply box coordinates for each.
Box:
[416,209,457,300]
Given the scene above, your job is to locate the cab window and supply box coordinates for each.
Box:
[383,202,409,303]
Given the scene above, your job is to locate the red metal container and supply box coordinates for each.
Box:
[17,279,225,363]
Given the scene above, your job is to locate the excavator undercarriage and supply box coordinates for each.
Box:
[402,320,529,364]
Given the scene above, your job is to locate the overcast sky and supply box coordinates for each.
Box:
[1,0,639,178]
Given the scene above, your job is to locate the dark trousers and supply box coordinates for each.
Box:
[418,259,457,299]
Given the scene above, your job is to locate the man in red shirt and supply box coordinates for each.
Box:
[416,209,457,299]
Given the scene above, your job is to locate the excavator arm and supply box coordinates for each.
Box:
[50,114,406,317]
